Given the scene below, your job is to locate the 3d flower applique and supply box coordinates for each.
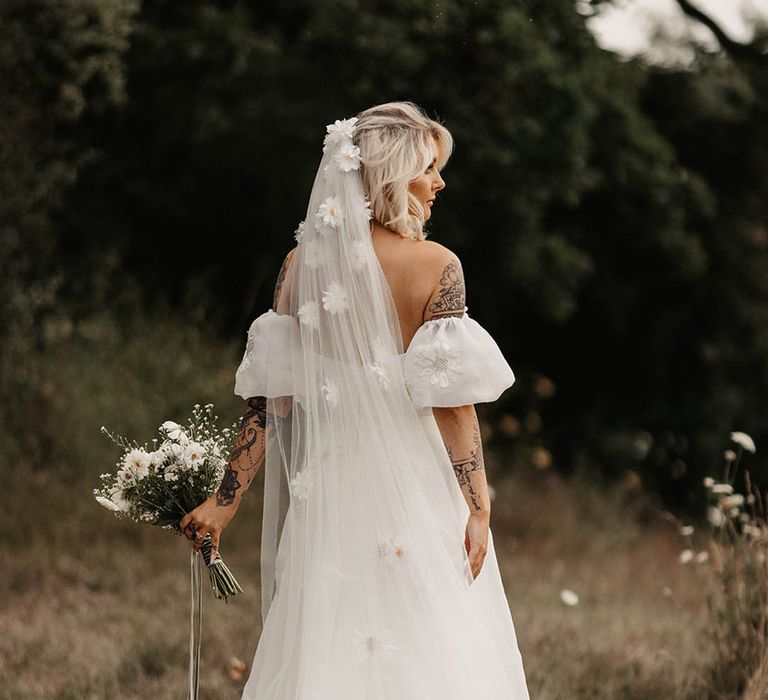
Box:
[375,535,406,567]
[362,196,373,222]
[414,339,463,387]
[366,363,390,391]
[294,220,305,243]
[350,240,369,272]
[323,117,358,153]
[334,141,361,172]
[321,377,340,408]
[351,626,399,663]
[298,300,320,330]
[289,467,315,501]
[322,281,349,314]
[316,195,344,235]
[303,238,326,269]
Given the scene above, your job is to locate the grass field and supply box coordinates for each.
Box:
[0,313,720,698]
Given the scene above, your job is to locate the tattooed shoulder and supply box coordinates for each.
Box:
[426,255,466,320]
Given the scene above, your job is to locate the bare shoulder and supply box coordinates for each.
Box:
[273,246,298,311]
[418,241,466,322]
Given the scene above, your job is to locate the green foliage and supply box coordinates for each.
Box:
[2,0,767,509]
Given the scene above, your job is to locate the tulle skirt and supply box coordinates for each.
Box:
[241,409,529,699]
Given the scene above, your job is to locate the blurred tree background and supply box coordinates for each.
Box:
[2,0,767,512]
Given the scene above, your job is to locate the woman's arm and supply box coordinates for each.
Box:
[432,404,491,520]
[179,247,296,559]
[421,246,491,579]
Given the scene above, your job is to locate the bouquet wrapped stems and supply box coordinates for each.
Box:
[194,531,244,602]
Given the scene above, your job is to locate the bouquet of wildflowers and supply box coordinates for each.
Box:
[93,403,244,601]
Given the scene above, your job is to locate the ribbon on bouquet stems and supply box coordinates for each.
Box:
[189,546,204,700]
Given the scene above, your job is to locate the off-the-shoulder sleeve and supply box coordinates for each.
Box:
[402,307,515,409]
[234,309,300,399]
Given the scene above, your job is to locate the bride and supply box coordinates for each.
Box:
[179,101,530,698]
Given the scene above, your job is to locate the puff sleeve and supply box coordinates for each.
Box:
[402,307,516,409]
[234,309,300,399]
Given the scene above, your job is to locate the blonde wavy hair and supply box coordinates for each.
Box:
[353,101,453,241]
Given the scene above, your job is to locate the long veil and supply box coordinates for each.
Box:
[236,116,519,696]
[258,116,410,622]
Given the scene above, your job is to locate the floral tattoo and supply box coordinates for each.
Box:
[446,415,485,512]
[428,258,465,319]
[216,396,267,507]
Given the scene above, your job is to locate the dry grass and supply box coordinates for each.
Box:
[0,313,718,698]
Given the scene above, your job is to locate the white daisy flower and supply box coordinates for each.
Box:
[703,476,715,488]
[560,589,579,606]
[321,378,340,408]
[294,220,306,243]
[414,341,463,387]
[290,467,315,500]
[376,535,406,567]
[161,421,185,441]
[362,196,373,221]
[711,482,733,495]
[707,505,726,527]
[322,282,349,314]
[366,363,390,390]
[183,441,206,468]
[110,489,130,512]
[679,549,694,564]
[730,431,756,454]
[323,117,358,153]
[298,300,320,330]
[695,550,709,563]
[351,626,399,663]
[334,141,361,172]
[679,525,694,537]
[316,196,344,235]
[149,449,166,466]
[350,240,369,271]
[124,448,151,476]
[164,469,179,482]
[722,493,745,509]
[95,495,120,512]
[723,449,737,462]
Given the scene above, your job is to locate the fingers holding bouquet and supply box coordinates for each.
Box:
[179,494,233,564]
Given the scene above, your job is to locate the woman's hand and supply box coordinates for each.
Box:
[464,512,490,580]
[178,494,237,563]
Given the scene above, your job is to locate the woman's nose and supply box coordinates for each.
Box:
[434,172,445,190]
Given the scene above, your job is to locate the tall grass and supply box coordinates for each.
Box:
[1,310,719,698]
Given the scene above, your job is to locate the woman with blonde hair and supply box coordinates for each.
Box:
[181,101,530,698]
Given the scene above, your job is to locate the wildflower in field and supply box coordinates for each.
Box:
[723,449,737,462]
[560,589,579,606]
[729,431,756,454]
[679,549,694,564]
[703,476,715,488]
[707,505,726,527]
[680,525,694,536]
[695,550,709,563]
[711,482,733,495]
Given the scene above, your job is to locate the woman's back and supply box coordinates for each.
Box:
[370,224,459,352]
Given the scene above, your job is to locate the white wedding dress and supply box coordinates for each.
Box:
[235,304,530,699]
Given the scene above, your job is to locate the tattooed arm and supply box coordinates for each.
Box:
[423,249,491,578]
[178,247,296,559]
[215,246,297,508]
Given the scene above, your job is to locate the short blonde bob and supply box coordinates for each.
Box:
[353,101,453,241]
